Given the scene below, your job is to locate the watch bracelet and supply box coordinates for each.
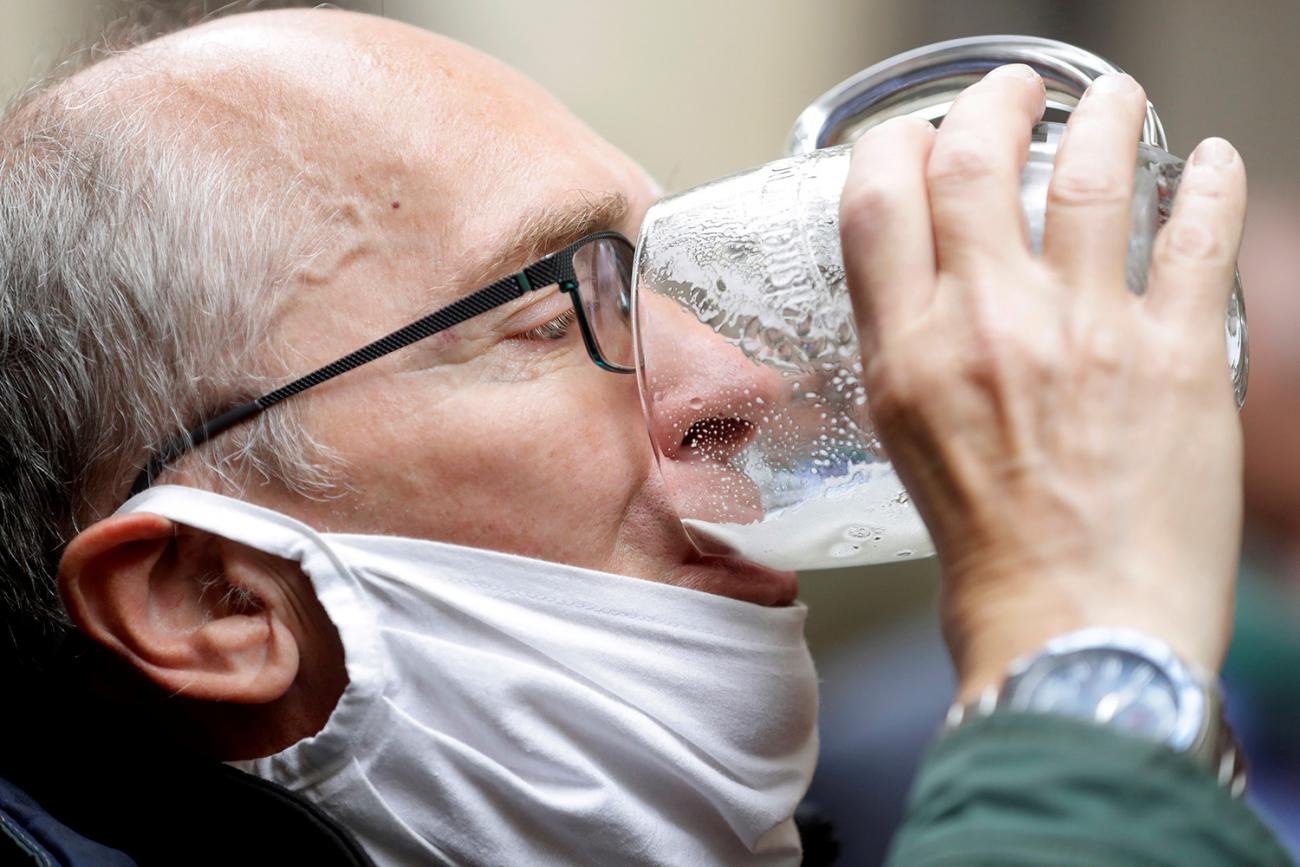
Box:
[944,662,1248,797]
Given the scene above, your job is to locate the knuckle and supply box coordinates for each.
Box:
[1155,220,1225,264]
[862,357,913,420]
[1073,317,1130,372]
[865,339,942,415]
[958,342,999,386]
[1158,355,1204,393]
[1177,165,1232,200]
[971,336,1046,384]
[963,296,1053,382]
[907,345,952,392]
[1147,328,1209,389]
[1048,167,1130,209]
[863,372,907,423]
[839,179,895,238]
[927,135,999,188]
[960,342,1019,394]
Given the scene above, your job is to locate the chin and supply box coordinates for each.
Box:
[616,475,799,606]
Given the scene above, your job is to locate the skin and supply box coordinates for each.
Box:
[839,66,1248,700]
[57,12,1248,758]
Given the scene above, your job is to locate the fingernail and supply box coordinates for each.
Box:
[1190,137,1237,168]
[1088,73,1138,94]
[987,64,1039,80]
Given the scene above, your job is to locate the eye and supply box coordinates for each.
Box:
[517,307,578,341]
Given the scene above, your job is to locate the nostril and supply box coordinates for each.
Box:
[680,417,757,461]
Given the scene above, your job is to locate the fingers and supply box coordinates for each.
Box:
[1146,137,1247,327]
[1041,74,1150,293]
[927,64,1046,276]
[840,117,937,348]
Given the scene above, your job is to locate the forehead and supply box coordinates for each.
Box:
[112,10,656,351]
[128,9,653,269]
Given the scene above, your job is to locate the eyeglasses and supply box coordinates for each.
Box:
[129,230,637,496]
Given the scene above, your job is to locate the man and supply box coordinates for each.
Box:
[0,7,1286,865]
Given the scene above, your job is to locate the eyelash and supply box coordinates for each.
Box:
[518,307,578,341]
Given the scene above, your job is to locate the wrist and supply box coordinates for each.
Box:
[943,562,1231,703]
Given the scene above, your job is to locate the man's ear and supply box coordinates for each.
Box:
[58,512,300,704]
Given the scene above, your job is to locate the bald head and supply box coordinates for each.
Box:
[58,9,651,359]
[65,9,631,267]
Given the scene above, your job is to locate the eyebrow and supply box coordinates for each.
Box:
[409,190,630,325]
[477,190,630,287]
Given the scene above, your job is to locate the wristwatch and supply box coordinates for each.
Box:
[945,627,1247,796]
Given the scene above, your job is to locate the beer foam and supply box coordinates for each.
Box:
[682,469,934,572]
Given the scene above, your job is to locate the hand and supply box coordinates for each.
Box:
[838,65,1247,700]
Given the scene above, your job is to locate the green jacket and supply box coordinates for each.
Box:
[887,711,1293,866]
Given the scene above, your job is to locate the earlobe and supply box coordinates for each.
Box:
[59,513,300,704]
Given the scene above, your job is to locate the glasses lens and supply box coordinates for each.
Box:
[573,236,635,370]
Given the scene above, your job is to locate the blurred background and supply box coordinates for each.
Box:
[4,1,1297,863]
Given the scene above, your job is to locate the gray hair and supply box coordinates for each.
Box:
[0,11,336,668]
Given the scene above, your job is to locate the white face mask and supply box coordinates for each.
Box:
[120,486,819,866]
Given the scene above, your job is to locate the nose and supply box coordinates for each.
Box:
[637,293,785,522]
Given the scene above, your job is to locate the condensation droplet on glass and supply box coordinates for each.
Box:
[895,549,913,558]
[894,491,909,504]
[688,396,704,410]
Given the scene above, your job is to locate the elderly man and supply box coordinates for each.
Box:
[0,7,1288,866]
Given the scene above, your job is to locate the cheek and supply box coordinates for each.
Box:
[315,365,652,564]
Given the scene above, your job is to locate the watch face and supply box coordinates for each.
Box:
[1010,648,1185,742]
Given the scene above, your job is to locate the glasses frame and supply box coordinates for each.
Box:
[129,230,636,497]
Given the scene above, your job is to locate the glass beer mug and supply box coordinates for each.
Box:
[633,36,1248,572]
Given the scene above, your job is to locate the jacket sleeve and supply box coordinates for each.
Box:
[885,711,1293,866]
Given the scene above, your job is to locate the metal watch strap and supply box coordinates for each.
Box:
[944,634,1248,797]
[1194,678,1249,797]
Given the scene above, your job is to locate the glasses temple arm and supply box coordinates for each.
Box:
[127,255,574,497]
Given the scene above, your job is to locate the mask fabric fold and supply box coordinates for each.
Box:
[119,486,819,866]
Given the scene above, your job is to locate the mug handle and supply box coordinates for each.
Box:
[787,35,1167,155]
